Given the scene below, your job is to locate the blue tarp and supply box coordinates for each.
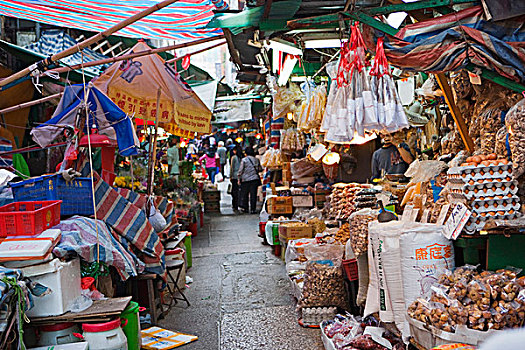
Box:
[31,84,138,156]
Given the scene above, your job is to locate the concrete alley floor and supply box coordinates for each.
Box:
[159,179,323,349]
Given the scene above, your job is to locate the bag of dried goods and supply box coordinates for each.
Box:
[506,98,525,178]
[298,243,348,309]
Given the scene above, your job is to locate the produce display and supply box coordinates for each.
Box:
[506,98,525,179]
[296,83,327,133]
[348,209,378,258]
[321,314,404,350]
[298,261,347,309]
[261,148,283,168]
[281,128,307,153]
[408,266,525,332]
[329,183,372,219]
[447,155,521,232]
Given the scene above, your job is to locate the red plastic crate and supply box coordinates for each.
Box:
[0,200,61,237]
[342,259,358,281]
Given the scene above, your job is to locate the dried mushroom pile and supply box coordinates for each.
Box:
[329,183,371,219]
[299,262,347,309]
[349,210,378,258]
[506,99,525,179]
[408,266,525,332]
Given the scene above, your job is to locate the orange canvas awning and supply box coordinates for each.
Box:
[93,41,212,138]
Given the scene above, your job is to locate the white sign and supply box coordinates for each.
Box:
[436,204,451,226]
[443,203,472,240]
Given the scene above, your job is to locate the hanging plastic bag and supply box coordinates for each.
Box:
[370,36,409,133]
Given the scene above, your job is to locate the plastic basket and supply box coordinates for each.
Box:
[55,176,94,216]
[11,175,94,216]
[342,259,358,281]
[10,175,57,202]
[0,200,61,237]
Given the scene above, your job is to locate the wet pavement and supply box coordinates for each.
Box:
[159,179,323,349]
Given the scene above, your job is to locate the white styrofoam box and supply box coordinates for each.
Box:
[24,258,82,318]
[320,323,336,350]
[0,229,62,262]
[29,342,88,350]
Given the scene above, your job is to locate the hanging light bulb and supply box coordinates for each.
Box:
[287,112,293,120]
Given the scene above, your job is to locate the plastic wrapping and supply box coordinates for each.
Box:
[272,83,303,119]
[348,209,378,258]
[298,243,347,309]
[505,98,525,178]
[290,158,322,178]
[405,160,448,184]
[261,148,283,168]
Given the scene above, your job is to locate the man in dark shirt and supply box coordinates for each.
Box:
[371,132,414,180]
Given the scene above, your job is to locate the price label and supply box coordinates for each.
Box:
[402,204,415,222]
[443,203,472,240]
[421,209,431,223]
[436,204,451,226]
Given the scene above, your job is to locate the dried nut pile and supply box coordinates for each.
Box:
[506,99,525,178]
[329,183,371,219]
[408,266,525,332]
[299,262,347,309]
[308,217,326,234]
[334,223,351,244]
[349,212,378,258]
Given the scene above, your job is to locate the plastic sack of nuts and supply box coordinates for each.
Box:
[494,125,508,156]
[298,243,347,309]
[506,98,525,178]
[348,209,378,258]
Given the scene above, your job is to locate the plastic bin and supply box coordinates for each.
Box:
[55,176,94,216]
[10,175,56,202]
[120,301,141,350]
[11,175,94,216]
[0,200,61,237]
[342,259,358,281]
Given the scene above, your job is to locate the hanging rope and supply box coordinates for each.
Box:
[79,48,101,266]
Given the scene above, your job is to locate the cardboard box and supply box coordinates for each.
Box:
[24,258,82,317]
[279,223,313,241]
[268,203,293,215]
[269,196,292,206]
[314,189,331,208]
[203,190,220,202]
[204,201,220,213]
[267,196,293,214]
[292,195,313,208]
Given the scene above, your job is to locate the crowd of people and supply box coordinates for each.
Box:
[165,134,263,214]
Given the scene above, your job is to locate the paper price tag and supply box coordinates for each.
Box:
[402,204,415,222]
[421,209,431,223]
[443,203,472,240]
[436,204,451,226]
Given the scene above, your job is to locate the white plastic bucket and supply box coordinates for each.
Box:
[81,319,128,350]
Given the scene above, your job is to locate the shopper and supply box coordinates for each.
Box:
[217,141,227,177]
[229,146,243,213]
[166,137,180,180]
[199,148,218,183]
[238,147,262,214]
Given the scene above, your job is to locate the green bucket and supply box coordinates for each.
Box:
[120,301,141,350]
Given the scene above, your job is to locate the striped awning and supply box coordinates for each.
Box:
[0,0,222,41]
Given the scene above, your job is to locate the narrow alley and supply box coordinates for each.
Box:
[159,182,323,349]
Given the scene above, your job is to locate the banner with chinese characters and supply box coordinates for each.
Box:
[93,41,211,135]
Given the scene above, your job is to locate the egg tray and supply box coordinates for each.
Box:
[470,196,520,213]
[448,163,512,180]
[464,212,521,233]
[463,180,518,199]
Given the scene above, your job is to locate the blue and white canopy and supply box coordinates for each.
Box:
[31,84,139,156]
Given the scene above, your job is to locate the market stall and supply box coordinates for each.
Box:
[239,4,525,349]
